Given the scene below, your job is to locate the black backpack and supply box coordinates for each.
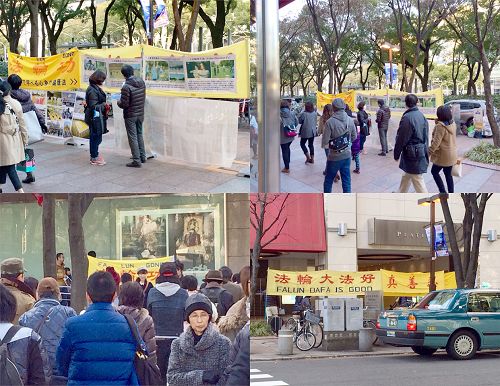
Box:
[0,326,23,386]
[328,118,351,153]
[201,287,227,318]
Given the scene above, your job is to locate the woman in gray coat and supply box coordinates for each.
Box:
[168,293,232,386]
[298,101,317,164]
[280,99,298,174]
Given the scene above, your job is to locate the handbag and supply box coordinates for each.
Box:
[451,159,462,177]
[123,314,162,386]
[16,148,36,173]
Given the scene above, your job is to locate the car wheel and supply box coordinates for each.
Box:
[411,346,437,356]
[446,331,478,360]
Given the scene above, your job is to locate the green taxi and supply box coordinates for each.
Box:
[376,289,500,360]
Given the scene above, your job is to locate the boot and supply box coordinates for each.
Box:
[281,168,290,174]
[23,172,35,184]
[126,161,142,168]
[304,153,311,164]
[309,154,315,164]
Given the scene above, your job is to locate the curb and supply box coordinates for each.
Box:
[251,350,416,362]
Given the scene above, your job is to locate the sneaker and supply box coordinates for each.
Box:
[378,152,386,156]
[90,158,99,165]
[126,161,142,168]
[96,156,106,166]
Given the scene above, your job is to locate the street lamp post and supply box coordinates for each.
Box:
[380,42,400,90]
[418,194,448,292]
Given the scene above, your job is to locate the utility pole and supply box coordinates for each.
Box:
[148,0,155,46]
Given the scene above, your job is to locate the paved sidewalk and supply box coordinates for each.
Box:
[251,336,414,362]
[3,130,250,193]
[280,133,499,193]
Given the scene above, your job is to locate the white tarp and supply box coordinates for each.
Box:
[111,96,238,168]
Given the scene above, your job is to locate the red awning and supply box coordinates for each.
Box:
[250,194,327,253]
[250,0,298,23]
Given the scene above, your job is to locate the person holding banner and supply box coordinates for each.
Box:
[85,70,109,166]
[0,80,27,193]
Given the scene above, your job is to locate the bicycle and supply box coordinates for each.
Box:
[284,309,324,350]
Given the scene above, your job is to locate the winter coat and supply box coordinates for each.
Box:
[147,282,188,338]
[10,88,46,128]
[116,305,157,362]
[19,297,77,375]
[376,105,391,130]
[167,323,232,386]
[280,107,298,145]
[394,107,429,175]
[321,110,357,161]
[298,110,317,138]
[0,277,35,324]
[137,279,154,308]
[218,297,249,343]
[357,109,370,136]
[0,95,28,167]
[351,129,361,156]
[85,84,108,130]
[117,76,146,119]
[201,283,235,318]
[0,323,51,385]
[222,282,244,304]
[56,302,139,386]
[429,120,457,167]
[224,322,250,386]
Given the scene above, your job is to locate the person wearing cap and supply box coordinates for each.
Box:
[19,277,77,377]
[147,262,188,383]
[200,270,234,320]
[376,99,392,156]
[167,293,232,386]
[322,98,357,193]
[56,271,139,385]
[0,257,36,324]
[136,266,153,308]
[0,283,50,385]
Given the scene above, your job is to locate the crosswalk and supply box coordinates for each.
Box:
[250,368,289,386]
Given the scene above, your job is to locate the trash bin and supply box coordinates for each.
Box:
[358,327,373,352]
[277,329,294,355]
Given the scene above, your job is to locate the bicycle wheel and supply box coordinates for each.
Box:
[283,317,298,332]
[309,323,324,348]
[296,330,316,351]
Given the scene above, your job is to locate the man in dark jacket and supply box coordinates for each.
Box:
[225,321,250,386]
[147,262,188,383]
[394,94,429,193]
[0,283,50,385]
[220,266,244,303]
[376,99,391,156]
[117,64,146,168]
[56,271,139,385]
[201,270,234,319]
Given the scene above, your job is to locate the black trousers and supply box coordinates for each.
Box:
[431,164,454,193]
[157,338,174,384]
[300,137,314,155]
[281,142,291,169]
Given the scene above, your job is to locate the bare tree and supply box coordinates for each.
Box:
[441,193,492,289]
[42,195,56,279]
[68,194,94,313]
[250,194,289,302]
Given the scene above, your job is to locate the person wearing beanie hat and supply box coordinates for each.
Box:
[147,261,188,383]
[167,293,232,386]
[19,277,77,377]
[322,97,357,193]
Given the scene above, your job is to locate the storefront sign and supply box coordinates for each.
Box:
[266,269,458,297]
[87,255,174,284]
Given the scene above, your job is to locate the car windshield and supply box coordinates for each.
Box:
[414,291,456,310]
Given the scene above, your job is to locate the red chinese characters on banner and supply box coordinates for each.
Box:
[9,58,23,73]
[320,274,334,284]
[387,275,398,288]
[361,273,376,284]
[409,275,418,289]
[274,273,291,284]
[340,274,354,285]
[57,57,76,73]
[297,274,313,285]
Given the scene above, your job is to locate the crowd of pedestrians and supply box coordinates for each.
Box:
[0,255,250,386]
[279,94,458,193]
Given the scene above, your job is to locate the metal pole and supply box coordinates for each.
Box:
[257,0,281,192]
[389,48,393,90]
[148,0,154,45]
[429,202,436,291]
[198,27,203,52]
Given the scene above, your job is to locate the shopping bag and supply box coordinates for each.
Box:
[16,148,36,173]
[24,111,44,145]
[451,159,462,178]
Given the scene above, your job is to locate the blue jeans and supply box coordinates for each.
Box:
[324,157,351,193]
[89,129,102,159]
[0,165,22,191]
[360,133,367,150]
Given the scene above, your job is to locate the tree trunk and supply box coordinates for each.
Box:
[481,63,500,147]
[27,2,39,57]
[42,195,56,278]
[41,19,46,57]
[328,66,334,94]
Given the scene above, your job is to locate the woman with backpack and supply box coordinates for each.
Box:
[0,80,27,193]
[298,101,318,164]
[280,99,298,174]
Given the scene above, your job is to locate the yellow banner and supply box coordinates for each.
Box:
[87,255,174,284]
[267,269,458,297]
[317,90,356,113]
[8,48,81,91]
[267,269,382,296]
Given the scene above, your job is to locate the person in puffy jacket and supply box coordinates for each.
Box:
[117,64,147,168]
[19,277,77,377]
[167,293,232,386]
[56,271,139,385]
[117,281,157,362]
[429,105,457,193]
[8,74,47,184]
[376,99,391,156]
[280,99,298,174]
[0,81,27,193]
[224,322,250,386]
[0,283,50,385]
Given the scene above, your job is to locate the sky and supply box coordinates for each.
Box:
[279,0,305,20]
